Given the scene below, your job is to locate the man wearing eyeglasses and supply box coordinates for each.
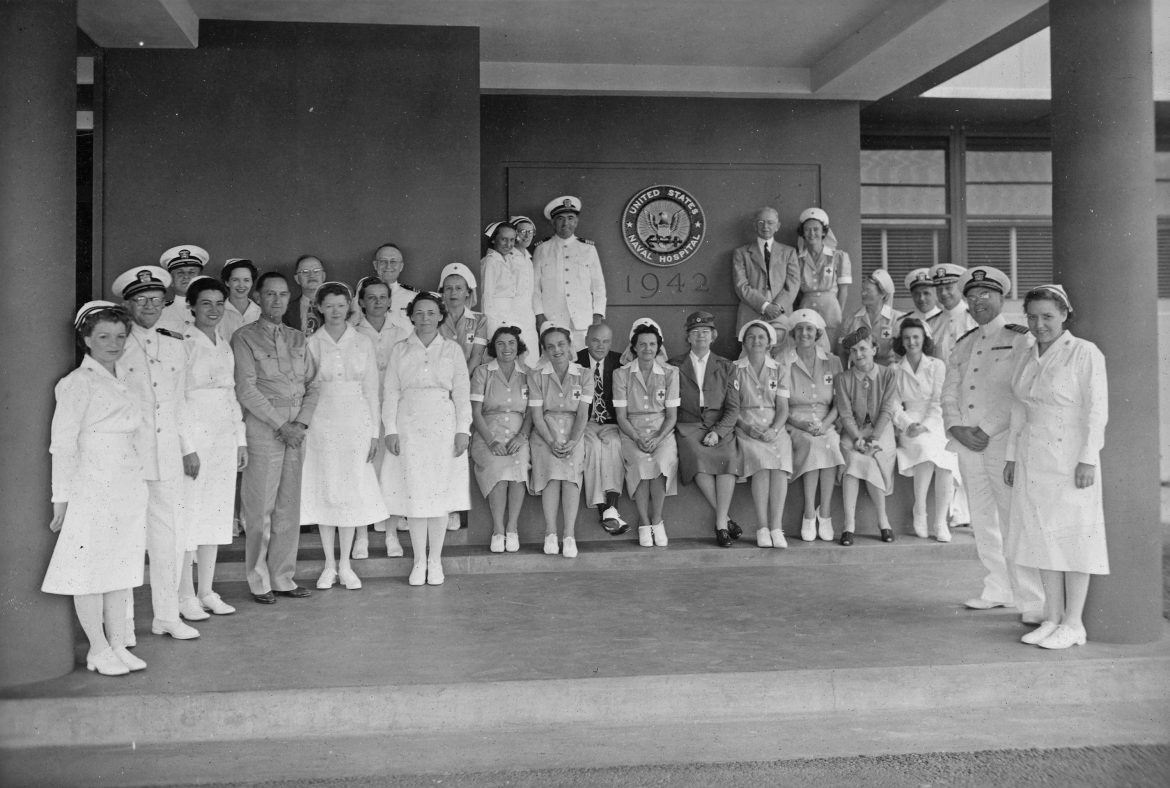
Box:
[112,265,200,642]
[349,242,416,329]
[289,255,327,335]
[941,265,1043,621]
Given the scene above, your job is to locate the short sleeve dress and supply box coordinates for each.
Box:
[785,348,845,478]
[835,364,899,494]
[612,360,680,495]
[480,247,537,354]
[839,305,905,367]
[796,241,852,345]
[892,354,960,477]
[527,360,593,493]
[732,356,793,476]
[469,359,531,495]
[439,308,489,368]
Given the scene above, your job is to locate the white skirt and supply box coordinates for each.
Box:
[381,388,471,518]
[179,388,240,547]
[301,382,389,525]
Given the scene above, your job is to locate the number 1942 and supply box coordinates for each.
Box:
[625,272,710,299]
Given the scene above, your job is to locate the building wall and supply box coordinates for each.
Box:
[101,21,480,292]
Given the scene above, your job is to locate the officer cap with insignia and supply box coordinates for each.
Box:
[159,244,210,271]
[960,265,1011,296]
[685,311,718,333]
[931,263,967,285]
[904,267,935,292]
[543,195,582,221]
[112,265,172,300]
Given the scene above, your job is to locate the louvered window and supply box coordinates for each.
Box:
[966,224,1052,298]
[1158,220,1170,299]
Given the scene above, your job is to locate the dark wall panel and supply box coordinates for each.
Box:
[102,21,479,293]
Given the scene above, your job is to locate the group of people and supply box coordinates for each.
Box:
[44,196,1111,679]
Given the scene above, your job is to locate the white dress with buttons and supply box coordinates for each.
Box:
[300,326,389,525]
[469,360,531,495]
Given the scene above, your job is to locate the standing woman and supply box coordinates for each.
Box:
[613,321,680,547]
[839,270,904,366]
[382,292,472,586]
[510,215,537,263]
[301,282,388,591]
[794,207,851,348]
[733,320,793,548]
[352,276,410,558]
[785,309,845,542]
[470,326,532,553]
[480,221,537,354]
[217,258,261,339]
[44,303,148,675]
[175,278,247,620]
[834,327,899,545]
[528,324,593,558]
[1005,285,1108,650]
[892,317,958,542]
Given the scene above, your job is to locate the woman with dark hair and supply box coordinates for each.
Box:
[785,309,844,542]
[481,221,537,355]
[614,320,679,547]
[733,319,792,548]
[834,326,899,545]
[381,292,471,585]
[352,276,410,559]
[527,323,593,557]
[892,317,958,542]
[1005,285,1108,650]
[175,278,247,620]
[44,302,147,675]
[218,258,260,338]
[470,325,532,553]
[301,282,388,591]
[794,207,852,348]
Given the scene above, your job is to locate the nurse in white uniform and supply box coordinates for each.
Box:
[301,283,388,591]
[480,221,537,355]
[44,303,148,676]
[175,278,247,620]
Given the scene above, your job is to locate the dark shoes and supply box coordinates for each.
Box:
[880,529,895,543]
[839,531,854,546]
[726,520,743,540]
[715,529,733,547]
[252,591,277,604]
[275,586,312,598]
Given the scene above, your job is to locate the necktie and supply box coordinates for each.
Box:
[593,361,609,424]
[764,242,772,280]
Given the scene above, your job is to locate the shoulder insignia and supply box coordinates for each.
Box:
[1005,324,1029,334]
[399,283,418,293]
[926,311,945,323]
[955,327,979,344]
[156,327,185,340]
[578,237,595,245]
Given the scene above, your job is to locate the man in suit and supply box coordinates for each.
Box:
[668,311,742,547]
[576,322,628,534]
[732,206,800,333]
[533,195,607,350]
[287,254,326,335]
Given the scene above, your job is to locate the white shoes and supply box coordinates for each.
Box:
[562,537,578,558]
[1020,610,1045,625]
[490,534,506,553]
[936,523,952,543]
[638,525,654,547]
[505,532,520,553]
[651,522,668,547]
[1021,620,1059,645]
[756,527,773,548]
[113,646,147,671]
[964,597,1007,610]
[408,562,427,586]
[426,558,445,585]
[339,567,362,590]
[912,509,929,539]
[817,516,834,542]
[800,517,816,542]
[1038,624,1086,650]
[86,648,129,676]
[351,539,369,560]
[543,534,559,555]
[770,528,788,548]
[447,513,462,531]
[151,618,200,640]
[317,567,338,589]
[386,538,404,558]
[200,592,235,615]
[178,596,210,621]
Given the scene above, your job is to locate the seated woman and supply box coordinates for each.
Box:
[733,320,793,548]
[785,309,844,542]
[470,325,532,553]
[382,292,472,586]
[891,317,958,542]
[668,312,742,547]
[527,324,593,558]
[835,326,899,545]
[302,282,388,590]
[839,269,904,366]
[1005,285,1108,650]
[44,302,148,676]
[613,320,680,547]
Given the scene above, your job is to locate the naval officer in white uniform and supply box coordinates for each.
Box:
[941,265,1044,621]
[532,195,607,351]
[157,244,209,333]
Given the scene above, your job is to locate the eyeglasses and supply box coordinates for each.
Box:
[297,268,324,276]
[964,291,997,302]
[131,295,164,306]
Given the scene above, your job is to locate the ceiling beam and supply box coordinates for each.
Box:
[78,0,198,49]
[481,61,812,98]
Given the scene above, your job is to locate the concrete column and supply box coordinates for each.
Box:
[0,0,79,683]
[1049,0,1160,643]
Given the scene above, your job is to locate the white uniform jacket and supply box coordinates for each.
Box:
[121,323,193,481]
[531,235,607,330]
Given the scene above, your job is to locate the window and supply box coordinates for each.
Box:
[860,148,950,283]
[1157,153,1170,298]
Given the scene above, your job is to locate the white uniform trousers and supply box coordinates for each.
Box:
[242,408,305,594]
[141,478,183,622]
[953,437,1043,614]
[582,422,623,508]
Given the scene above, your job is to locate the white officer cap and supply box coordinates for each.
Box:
[543,195,582,221]
[905,267,934,291]
[931,263,967,285]
[961,265,1011,296]
[159,244,209,271]
[112,265,172,300]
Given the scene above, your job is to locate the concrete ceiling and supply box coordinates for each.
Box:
[77,0,1049,100]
